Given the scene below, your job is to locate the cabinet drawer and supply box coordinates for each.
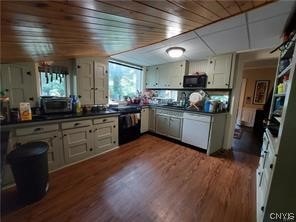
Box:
[15,124,59,136]
[93,117,116,125]
[61,120,92,129]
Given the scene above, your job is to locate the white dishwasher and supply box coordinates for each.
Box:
[181,112,211,150]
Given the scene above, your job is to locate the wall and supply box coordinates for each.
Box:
[242,67,276,109]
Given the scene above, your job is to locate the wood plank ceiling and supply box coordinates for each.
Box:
[0,0,273,63]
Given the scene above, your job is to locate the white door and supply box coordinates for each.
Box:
[94,122,115,154]
[15,131,64,170]
[77,59,94,105]
[156,114,169,136]
[149,108,156,132]
[140,108,149,133]
[145,66,158,88]
[3,64,36,108]
[94,62,108,104]
[168,117,182,140]
[158,64,169,88]
[169,61,185,88]
[182,118,210,150]
[207,54,232,89]
[63,126,93,163]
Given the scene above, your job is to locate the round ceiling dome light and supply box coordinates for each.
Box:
[166,47,185,58]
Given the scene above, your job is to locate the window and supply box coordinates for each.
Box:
[40,72,67,97]
[108,61,142,101]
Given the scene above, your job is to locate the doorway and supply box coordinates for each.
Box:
[232,59,277,155]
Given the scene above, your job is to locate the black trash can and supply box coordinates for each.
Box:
[7,141,49,203]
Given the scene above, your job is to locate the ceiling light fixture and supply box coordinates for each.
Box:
[166,47,185,58]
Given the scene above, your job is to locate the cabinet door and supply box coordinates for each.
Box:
[140,108,149,133]
[94,122,117,154]
[2,63,36,108]
[63,126,93,164]
[158,64,170,88]
[169,61,186,88]
[145,66,158,88]
[207,54,232,89]
[156,114,169,136]
[76,59,94,105]
[149,108,156,132]
[94,62,108,104]
[168,117,182,140]
[15,131,64,171]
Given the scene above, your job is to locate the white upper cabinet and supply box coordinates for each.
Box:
[76,59,94,105]
[206,54,233,89]
[0,63,37,108]
[76,58,108,105]
[94,62,108,104]
[145,61,188,89]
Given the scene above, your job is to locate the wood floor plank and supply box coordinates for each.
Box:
[1,134,258,222]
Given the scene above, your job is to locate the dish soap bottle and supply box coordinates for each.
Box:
[76,96,81,113]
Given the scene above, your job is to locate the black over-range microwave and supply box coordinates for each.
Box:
[183,74,207,88]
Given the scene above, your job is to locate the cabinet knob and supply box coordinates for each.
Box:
[74,123,81,126]
[103,119,107,122]
[53,135,57,138]
[77,65,80,69]
[5,89,9,92]
[210,61,213,64]
[225,83,229,86]
[113,141,116,144]
[261,206,264,212]
[78,95,82,98]
[64,134,67,137]
[89,130,92,133]
[26,71,31,75]
[113,125,116,128]
[179,82,181,85]
[105,96,108,99]
[29,97,34,101]
[270,164,273,169]
[90,148,93,151]
[155,83,158,85]
[208,82,211,84]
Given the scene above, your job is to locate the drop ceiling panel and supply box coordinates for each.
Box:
[200,26,249,54]
[179,37,214,60]
[249,14,289,49]
[196,14,246,37]
[247,0,294,23]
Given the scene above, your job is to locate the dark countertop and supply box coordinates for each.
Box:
[149,104,228,115]
[1,110,120,129]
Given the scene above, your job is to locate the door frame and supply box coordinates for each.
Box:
[223,49,279,150]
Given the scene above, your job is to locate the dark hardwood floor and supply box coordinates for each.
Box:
[232,126,262,156]
[2,134,259,222]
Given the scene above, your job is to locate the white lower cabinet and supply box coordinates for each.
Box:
[62,126,93,164]
[3,116,119,187]
[181,112,226,155]
[93,117,118,154]
[15,131,64,170]
[141,108,149,133]
[155,109,183,140]
[149,108,156,132]
[182,114,210,150]
[256,132,276,222]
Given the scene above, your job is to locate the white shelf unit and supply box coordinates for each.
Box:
[256,33,296,222]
